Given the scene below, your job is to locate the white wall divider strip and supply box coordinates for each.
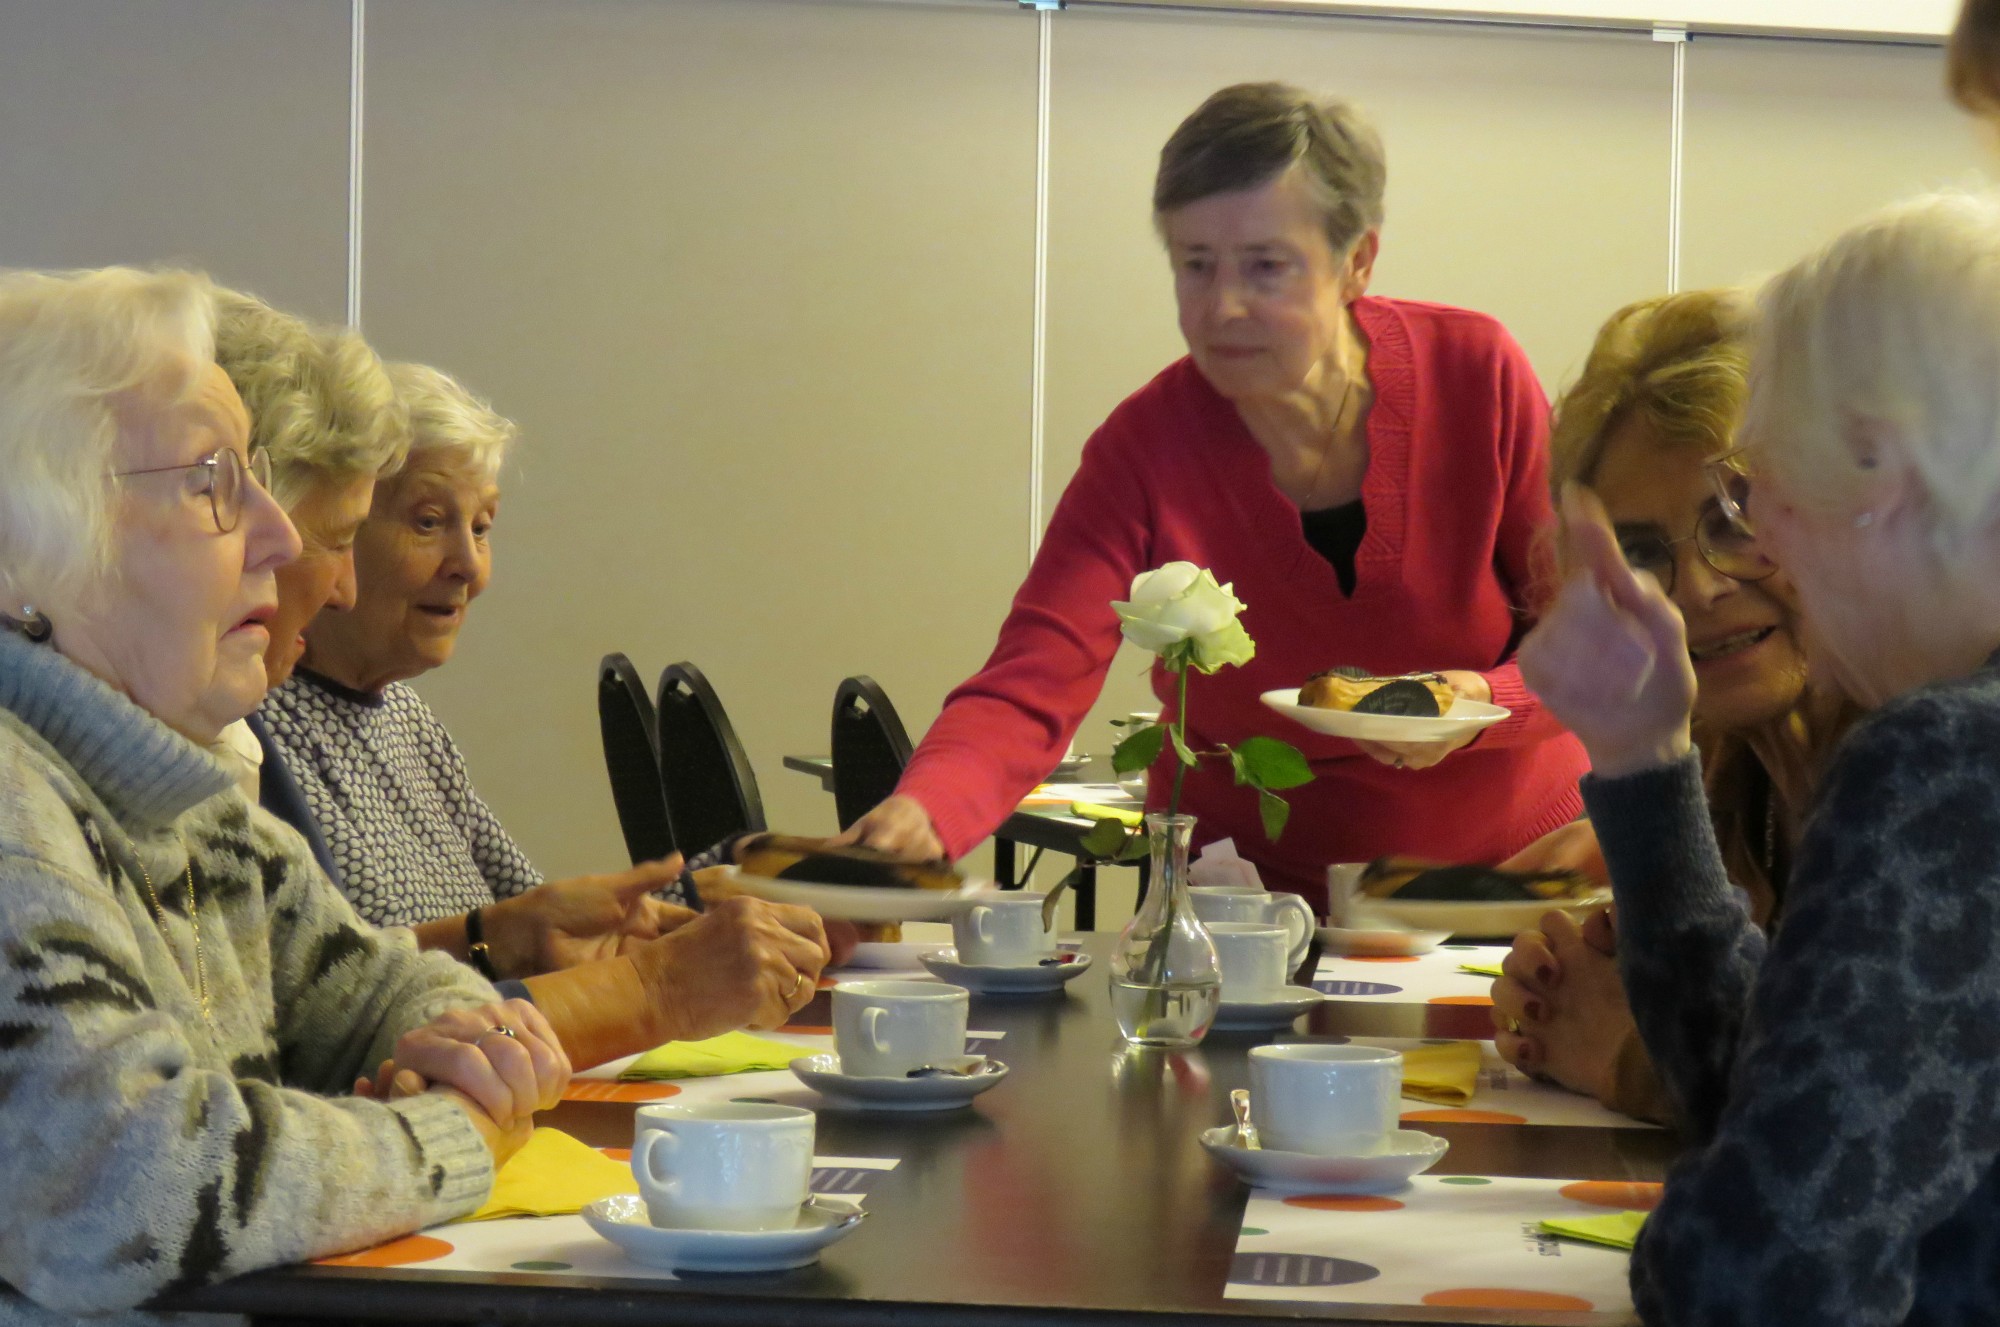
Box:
[346,0,366,329]
[1660,24,1687,293]
[1028,4,1055,563]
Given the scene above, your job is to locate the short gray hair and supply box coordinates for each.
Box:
[214,289,408,512]
[0,266,219,607]
[1744,189,2000,551]
[386,362,515,485]
[1154,82,1387,255]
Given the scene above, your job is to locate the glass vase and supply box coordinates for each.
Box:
[1110,813,1221,1047]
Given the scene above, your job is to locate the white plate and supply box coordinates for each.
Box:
[1260,689,1510,743]
[1211,986,1324,1031]
[789,1052,1009,1111]
[722,866,995,923]
[1316,923,1451,957]
[1339,894,1609,941]
[581,1194,864,1272]
[1199,1126,1448,1194]
[840,941,948,970]
[918,947,1094,995]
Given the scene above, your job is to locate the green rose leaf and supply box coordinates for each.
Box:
[1117,834,1150,862]
[1112,723,1165,775]
[1168,725,1198,768]
[1258,789,1292,841]
[1234,735,1314,790]
[1080,818,1133,859]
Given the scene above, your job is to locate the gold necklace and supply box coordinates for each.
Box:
[1290,374,1359,508]
[137,854,211,1024]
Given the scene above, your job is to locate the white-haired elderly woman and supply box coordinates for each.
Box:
[0,266,571,1316]
[255,360,840,1031]
[1523,191,2000,1324]
[848,81,1589,906]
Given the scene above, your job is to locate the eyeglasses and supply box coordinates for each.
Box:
[1615,454,1775,595]
[113,446,272,535]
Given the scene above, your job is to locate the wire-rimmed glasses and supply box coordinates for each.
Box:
[1614,451,1775,595]
[113,446,272,534]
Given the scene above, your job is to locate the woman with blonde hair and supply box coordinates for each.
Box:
[1524,190,2000,1322]
[1488,290,1851,1122]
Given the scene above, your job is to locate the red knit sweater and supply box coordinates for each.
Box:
[896,296,1587,906]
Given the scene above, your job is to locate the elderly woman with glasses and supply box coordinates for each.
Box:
[1485,290,1851,1124]
[0,266,569,1317]
[1524,191,2000,1323]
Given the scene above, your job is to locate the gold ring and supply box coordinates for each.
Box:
[1392,755,1406,769]
[788,972,809,999]
[1504,1017,1522,1035]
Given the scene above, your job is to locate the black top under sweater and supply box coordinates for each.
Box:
[1584,650,2000,1326]
[1301,499,1367,597]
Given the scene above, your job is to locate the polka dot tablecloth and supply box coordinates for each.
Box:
[1224,1175,1657,1314]
[1312,945,1511,1007]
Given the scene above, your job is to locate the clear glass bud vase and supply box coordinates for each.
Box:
[1110,813,1221,1047]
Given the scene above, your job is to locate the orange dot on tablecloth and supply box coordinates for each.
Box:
[1346,955,1420,964]
[1559,1180,1665,1211]
[786,1024,834,1036]
[1426,995,1494,1007]
[316,1234,455,1267]
[601,1147,632,1161]
[1282,1194,1405,1212]
[562,1080,682,1103]
[1401,1109,1526,1125]
[1423,1288,1595,1311]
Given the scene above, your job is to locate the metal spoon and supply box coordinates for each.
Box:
[907,1055,991,1079]
[1230,1088,1261,1150]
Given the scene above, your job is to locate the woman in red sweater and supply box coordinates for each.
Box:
[850,82,1589,907]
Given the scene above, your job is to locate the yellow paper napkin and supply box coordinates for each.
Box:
[1458,960,1505,979]
[1540,1210,1648,1251]
[619,1031,812,1081]
[1399,1040,1484,1106]
[456,1127,637,1222]
[1072,801,1143,827]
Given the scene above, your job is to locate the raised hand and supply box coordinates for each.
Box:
[833,794,947,862]
[483,857,697,977]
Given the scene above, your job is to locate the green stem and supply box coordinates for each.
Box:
[1170,665,1190,818]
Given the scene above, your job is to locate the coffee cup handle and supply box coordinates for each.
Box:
[863,1005,889,1054]
[971,906,995,945]
[1272,893,1315,970]
[633,1128,680,1201]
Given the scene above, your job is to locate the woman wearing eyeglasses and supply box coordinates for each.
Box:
[1526,192,2000,1324]
[1486,290,1852,1123]
[0,266,572,1316]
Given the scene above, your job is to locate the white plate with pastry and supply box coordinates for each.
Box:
[723,867,995,922]
[1261,688,1509,744]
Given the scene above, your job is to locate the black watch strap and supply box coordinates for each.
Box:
[465,906,500,981]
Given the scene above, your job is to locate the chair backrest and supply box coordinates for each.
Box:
[655,661,767,854]
[597,653,676,865]
[830,675,913,830]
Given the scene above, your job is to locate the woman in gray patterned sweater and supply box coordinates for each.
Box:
[0,266,571,1319]
[1522,191,2000,1324]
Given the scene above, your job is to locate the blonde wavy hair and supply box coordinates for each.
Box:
[213,290,407,512]
[386,362,516,485]
[0,266,219,609]
[1549,288,1754,490]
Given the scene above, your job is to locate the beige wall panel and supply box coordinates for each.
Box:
[1682,37,1990,292]
[1043,9,1672,764]
[363,0,1036,878]
[0,0,351,322]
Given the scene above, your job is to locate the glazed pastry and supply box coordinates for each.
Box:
[1358,855,1596,902]
[733,833,964,894]
[1299,665,1455,717]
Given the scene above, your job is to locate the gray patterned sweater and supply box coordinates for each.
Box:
[1586,655,2000,1326]
[0,631,496,1320]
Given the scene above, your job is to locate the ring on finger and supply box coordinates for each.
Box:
[474,1024,518,1048]
[1504,1016,1523,1035]
[787,971,809,1000]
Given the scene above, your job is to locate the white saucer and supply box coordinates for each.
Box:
[1316,922,1450,957]
[581,1194,864,1272]
[1338,894,1609,941]
[1260,689,1510,743]
[789,1052,1009,1111]
[839,940,948,970]
[918,947,1094,994]
[1211,986,1324,1031]
[723,866,994,922]
[1199,1126,1448,1194]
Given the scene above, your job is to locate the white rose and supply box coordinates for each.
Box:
[1111,562,1256,672]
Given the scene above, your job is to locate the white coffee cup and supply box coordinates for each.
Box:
[1191,886,1315,969]
[1247,1043,1402,1156]
[832,979,969,1077]
[952,894,1057,967]
[1325,864,1368,926]
[631,1102,814,1231]
[1207,922,1291,998]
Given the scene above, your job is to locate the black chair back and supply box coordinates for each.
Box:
[830,675,913,830]
[655,661,767,854]
[597,653,676,865]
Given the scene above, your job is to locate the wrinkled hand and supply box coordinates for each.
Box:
[835,794,946,861]
[1498,819,1608,888]
[633,895,831,1040]
[386,999,570,1129]
[1519,486,1695,778]
[484,857,696,977]
[433,1085,535,1170]
[1352,670,1491,769]
[1489,908,1634,1104]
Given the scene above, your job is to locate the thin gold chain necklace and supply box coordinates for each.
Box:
[136,854,211,1024]
[1288,373,1359,508]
